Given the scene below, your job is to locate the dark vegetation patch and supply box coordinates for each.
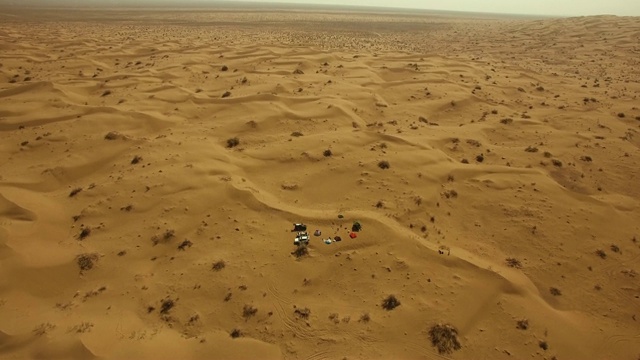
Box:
[428,324,462,354]
[382,295,400,310]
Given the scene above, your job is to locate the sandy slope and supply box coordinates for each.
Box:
[0,7,639,360]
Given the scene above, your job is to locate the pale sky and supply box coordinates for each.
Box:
[3,0,640,16]
[240,0,639,16]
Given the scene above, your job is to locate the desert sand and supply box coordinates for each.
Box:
[0,5,639,360]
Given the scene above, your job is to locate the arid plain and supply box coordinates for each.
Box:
[0,5,639,360]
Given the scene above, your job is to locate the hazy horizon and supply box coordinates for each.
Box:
[1,0,639,17]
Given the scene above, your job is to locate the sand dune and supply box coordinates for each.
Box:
[0,6,639,360]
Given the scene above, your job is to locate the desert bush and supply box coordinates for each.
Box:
[382,295,400,310]
[177,239,193,250]
[226,137,240,148]
[516,319,529,330]
[212,260,226,271]
[69,187,83,197]
[160,298,175,314]
[377,160,390,169]
[79,227,91,240]
[506,258,522,268]
[428,324,462,354]
[243,305,257,319]
[294,307,310,319]
[77,253,98,271]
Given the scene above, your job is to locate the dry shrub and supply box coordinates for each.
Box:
[77,253,99,271]
[160,298,175,314]
[78,227,91,240]
[226,137,240,148]
[177,239,193,250]
[152,229,175,245]
[516,319,529,330]
[69,187,83,197]
[428,324,462,354]
[506,258,522,268]
[377,160,390,169]
[359,313,371,323]
[212,260,226,271]
[243,305,258,319]
[131,155,143,164]
[294,307,310,319]
[382,295,400,310]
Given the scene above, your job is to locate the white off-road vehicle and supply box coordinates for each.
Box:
[294,232,310,246]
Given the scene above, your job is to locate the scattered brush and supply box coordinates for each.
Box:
[78,227,91,240]
[428,324,462,354]
[177,239,193,250]
[212,260,226,271]
[242,305,258,319]
[506,258,522,268]
[160,298,175,314]
[69,187,83,197]
[382,295,400,310]
[77,253,99,271]
[294,307,310,319]
[516,319,529,330]
[226,137,240,148]
[131,155,143,164]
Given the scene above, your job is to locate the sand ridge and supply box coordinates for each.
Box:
[1,7,639,360]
